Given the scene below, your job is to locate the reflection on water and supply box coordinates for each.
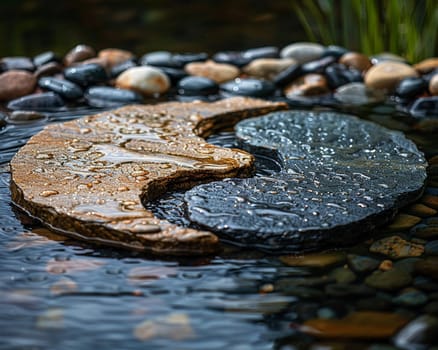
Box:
[0,0,302,57]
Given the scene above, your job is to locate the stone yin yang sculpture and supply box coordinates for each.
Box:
[185,111,428,252]
[10,98,427,255]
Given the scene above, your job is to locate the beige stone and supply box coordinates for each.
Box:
[242,58,296,79]
[98,48,134,68]
[364,61,418,91]
[185,60,240,83]
[414,57,438,73]
[429,73,438,95]
[115,66,170,96]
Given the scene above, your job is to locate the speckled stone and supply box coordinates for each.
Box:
[185,60,240,83]
[242,58,296,80]
[370,235,424,259]
[414,58,438,74]
[365,268,413,291]
[0,70,36,101]
[339,52,372,72]
[280,42,325,64]
[364,62,418,91]
[115,66,170,96]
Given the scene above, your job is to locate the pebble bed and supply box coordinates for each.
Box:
[0,42,438,350]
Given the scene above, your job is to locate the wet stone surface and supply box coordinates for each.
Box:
[185,111,427,251]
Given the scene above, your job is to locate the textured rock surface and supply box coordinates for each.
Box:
[10,97,286,255]
[185,111,427,252]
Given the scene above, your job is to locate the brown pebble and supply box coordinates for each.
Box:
[280,252,346,268]
[387,213,422,231]
[413,57,438,74]
[34,62,63,79]
[64,44,96,66]
[8,110,46,123]
[429,155,438,165]
[300,311,409,339]
[284,74,329,97]
[339,52,372,72]
[379,260,393,271]
[429,74,438,95]
[415,257,438,280]
[0,70,36,101]
[185,60,239,83]
[98,48,134,68]
[364,61,418,91]
[421,195,438,210]
[404,203,437,218]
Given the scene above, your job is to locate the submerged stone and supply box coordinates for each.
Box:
[84,86,143,108]
[185,111,427,252]
[10,97,286,256]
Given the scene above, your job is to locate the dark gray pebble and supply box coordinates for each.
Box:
[63,63,108,87]
[220,78,275,97]
[212,51,250,67]
[301,56,336,74]
[173,52,208,65]
[110,59,138,78]
[324,283,375,297]
[356,297,393,311]
[272,63,303,86]
[7,92,65,111]
[140,51,182,68]
[157,66,188,84]
[322,45,349,58]
[410,97,438,118]
[38,77,83,100]
[393,315,438,349]
[394,288,429,306]
[242,46,279,61]
[395,77,428,99]
[177,76,218,96]
[84,86,143,108]
[33,51,60,67]
[325,64,363,89]
[347,254,381,273]
[0,56,35,72]
[8,110,47,123]
[425,240,438,255]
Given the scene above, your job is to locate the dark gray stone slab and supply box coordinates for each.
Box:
[185,111,427,252]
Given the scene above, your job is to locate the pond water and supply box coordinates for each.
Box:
[0,99,437,350]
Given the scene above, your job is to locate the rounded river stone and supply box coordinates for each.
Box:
[185,111,427,252]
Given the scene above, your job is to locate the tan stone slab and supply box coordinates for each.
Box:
[10,97,286,255]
